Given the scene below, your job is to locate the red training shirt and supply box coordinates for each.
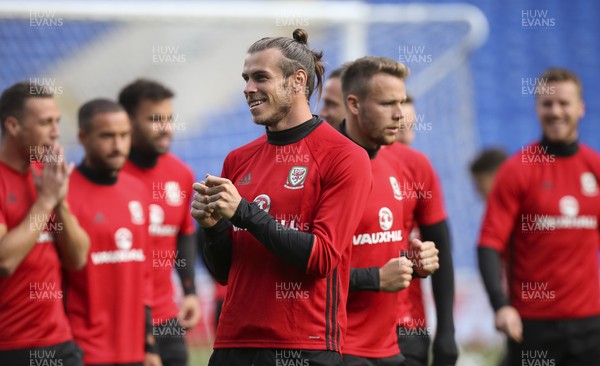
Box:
[479,142,600,319]
[0,161,72,350]
[65,168,153,364]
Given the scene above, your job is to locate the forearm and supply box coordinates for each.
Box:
[421,221,455,332]
[0,199,55,276]
[477,247,509,311]
[201,220,233,284]
[349,267,380,292]
[230,198,314,272]
[54,200,90,270]
[176,232,197,295]
[145,305,157,354]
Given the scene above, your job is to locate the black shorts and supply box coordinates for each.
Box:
[508,315,600,366]
[342,353,405,366]
[153,316,188,366]
[0,340,83,366]
[208,348,342,366]
[397,326,430,366]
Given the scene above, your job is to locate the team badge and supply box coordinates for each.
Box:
[115,227,133,250]
[253,194,271,213]
[164,181,182,206]
[284,166,308,190]
[581,172,598,197]
[559,195,578,218]
[379,207,393,231]
[389,176,403,200]
[128,201,145,225]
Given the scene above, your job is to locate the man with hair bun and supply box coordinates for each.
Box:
[192,29,372,366]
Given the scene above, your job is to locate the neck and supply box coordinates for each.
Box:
[340,120,380,159]
[345,117,379,150]
[540,135,579,157]
[267,101,313,132]
[129,145,159,168]
[0,139,29,173]
[79,158,119,185]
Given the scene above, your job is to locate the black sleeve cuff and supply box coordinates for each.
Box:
[176,233,197,295]
[478,246,510,311]
[145,306,157,354]
[420,220,456,333]
[200,219,232,284]
[349,267,381,292]
[230,198,314,271]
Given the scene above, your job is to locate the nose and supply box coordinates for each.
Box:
[115,134,130,155]
[393,103,404,121]
[244,79,257,97]
[548,101,561,116]
[50,120,60,141]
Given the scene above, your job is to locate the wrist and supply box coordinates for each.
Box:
[36,196,57,212]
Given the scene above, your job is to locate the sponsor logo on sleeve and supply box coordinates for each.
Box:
[253,194,271,213]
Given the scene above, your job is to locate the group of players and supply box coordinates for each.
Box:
[1,27,599,366]
[0,80,200,365]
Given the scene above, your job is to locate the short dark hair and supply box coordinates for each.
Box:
[470,148,508,175]
[0,81,53,134]
[248,28,325,101]
[118,79,174,116]
[342,56,409,101]
[78,98,125,132]
[328,64,348,79]
[536,67,582,98]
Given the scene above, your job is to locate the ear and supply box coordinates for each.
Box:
[78,129,87,146]
[3,116,20,137]
[293,69,308,93]
[578,99,585,119]
[346,95,360,116]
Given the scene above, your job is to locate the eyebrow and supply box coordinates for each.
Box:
[242,70,270,79]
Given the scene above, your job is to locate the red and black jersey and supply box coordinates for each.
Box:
[0,161,72,350]
[381,143,447,329]
[64,167,153,364]
[122,152,195,321]
[479,141,600,319]
[211,118,372,352]
[345,150,405,358]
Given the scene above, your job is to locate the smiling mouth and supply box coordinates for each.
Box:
[249,100,266,109]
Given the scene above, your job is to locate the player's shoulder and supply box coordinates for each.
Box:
[306,121,369,160]
[578,143,600,159]
[385,142,430,163]
[224,134,267,166]
[160,152,195,178]
[382,142,435,175]
[118,170,150,193]
[494,146,531,182]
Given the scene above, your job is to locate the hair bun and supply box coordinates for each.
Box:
[293,29,308,45]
